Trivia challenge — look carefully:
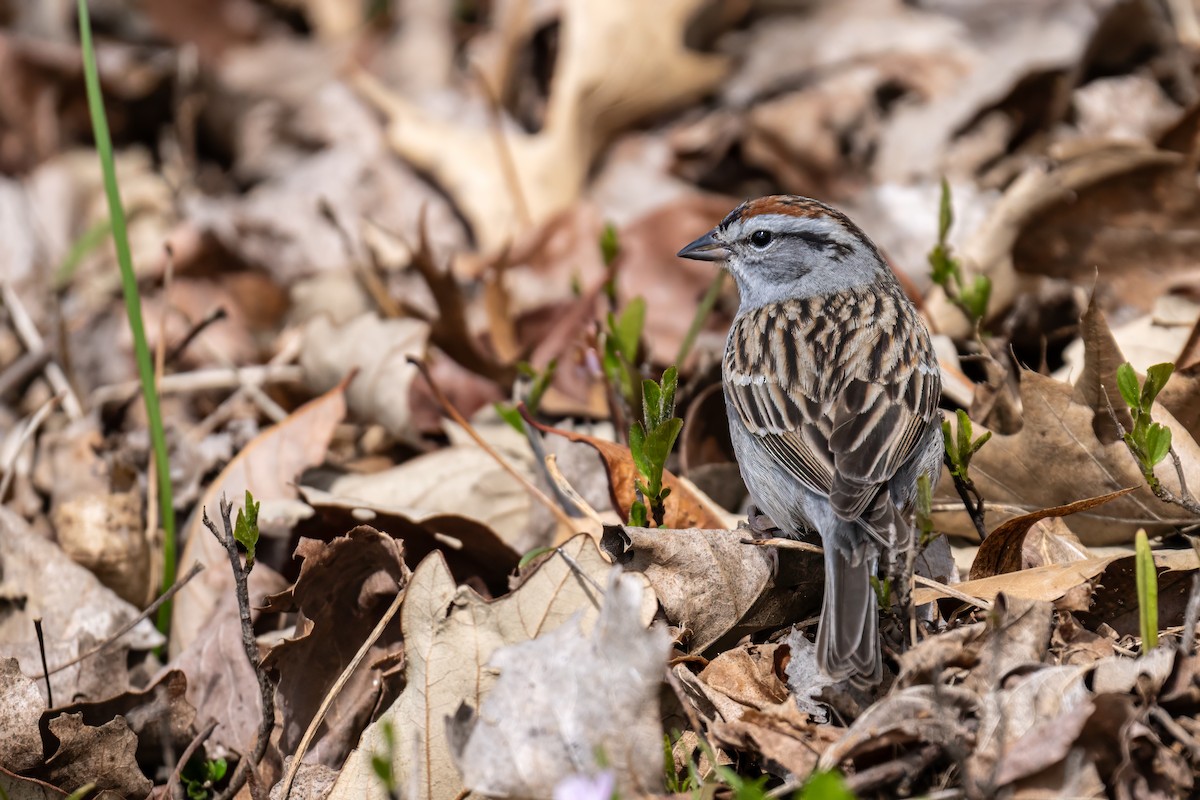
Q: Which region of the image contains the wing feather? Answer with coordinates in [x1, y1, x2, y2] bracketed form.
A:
[724, 289, 940, 532]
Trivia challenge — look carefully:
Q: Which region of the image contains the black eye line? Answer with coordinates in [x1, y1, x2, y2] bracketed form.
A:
[747, 230, 837, 248]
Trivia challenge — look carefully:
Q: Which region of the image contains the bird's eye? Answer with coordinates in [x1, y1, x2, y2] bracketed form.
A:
[749, 229, 772, 248]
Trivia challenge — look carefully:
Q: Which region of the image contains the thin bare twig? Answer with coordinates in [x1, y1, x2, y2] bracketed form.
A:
[912, 574, 994, 611]
[203, 497, 275, 800]
[91, 364, 304, 405]
[0, 392, 63, 502]
[0, 282, 83, 419]
[33, 618, 52, 707]
[34, 562, 205, 678]
[167, 719, 219, 800]
[280, 581, 407, 800]
[544, 454, 606, 528]
[408, 356, 583, 537]
[739, 537, 825, 555]
[944, 450, 988, 540]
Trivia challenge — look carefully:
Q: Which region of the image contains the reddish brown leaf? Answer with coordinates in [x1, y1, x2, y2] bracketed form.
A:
[969, 487, 1136, 580]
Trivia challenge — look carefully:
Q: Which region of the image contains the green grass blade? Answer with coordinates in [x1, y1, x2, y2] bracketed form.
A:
[78, 0, 176, 635]
[1135, 529, 1158, 651]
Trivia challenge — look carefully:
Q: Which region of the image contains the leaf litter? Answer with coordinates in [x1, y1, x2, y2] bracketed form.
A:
[3, 1, 1200, 798]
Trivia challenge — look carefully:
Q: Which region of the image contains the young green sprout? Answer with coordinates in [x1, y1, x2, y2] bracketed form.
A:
[1116, 362, 1175, 492]
[928, 178, 991, 329]
[628, 366, 682, 528]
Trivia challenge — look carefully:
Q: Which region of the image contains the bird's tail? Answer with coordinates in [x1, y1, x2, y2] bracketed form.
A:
[816, 544, 882, 687]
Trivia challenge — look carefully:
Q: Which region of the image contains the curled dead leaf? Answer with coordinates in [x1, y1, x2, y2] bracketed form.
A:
[969, 487, 1134, 580]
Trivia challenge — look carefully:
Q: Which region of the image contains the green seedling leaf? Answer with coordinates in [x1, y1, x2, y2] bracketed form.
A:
[964, 275, 992, 322]
[645, 418, 683, 472]
[659, 365, 678, 418]
[1116, 363, 1140, 410]
[599, 222, 620, 267]
[937, 177, 953, 244]
[642, 378, 663, 428]
[234, 490, 260, 568]
[1142, 362, 1175, 408]
[956, 409, 972, 461]
[494, 402, 525, 434]
[799, 770, 858, 800]
[1136, 529, 1159, 651]
[64, 786, 97, 800]
[614, 298, 645, 364]
[1145, 423, 1172, 467]
[629, 500, 648, 528]
[628, 423, 651, 478]
[518, 546, 555, 569]
[527, 359, 557, 413]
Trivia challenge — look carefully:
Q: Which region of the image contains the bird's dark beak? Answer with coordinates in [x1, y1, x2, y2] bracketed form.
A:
[677, 228, 729, 262]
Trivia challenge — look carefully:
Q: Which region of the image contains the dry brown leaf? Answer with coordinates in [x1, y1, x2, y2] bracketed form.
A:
[934, 369, 1200, 544]
[315, 444, 538, 557]
[299, 313, 429, 445]
[926, 146, 1186, 338]
[450, 571, 670, 798]
[913, 555, 1124, 607]
[602, 526, 822, 653]
[37, 713, 151, 798]
[297, 486, 521, 597]
[818, 685, 978, 770]
[969, 488, 1133, 580]
[354, 0, 729, 252]
[327, 535, 655, 800]
[0, 658, 45, 772]
[0, 771, 65, 800]
[43, 670, 196, 768]
[916, 549, 1199, 608]
[0, 508, 162, 702]
[529, 421, 728, 530]
[262, 528, 409, 768]
[171, 377, 349, 657]
[710, 703, 840, 782]
[1012, 151, 1200, 315]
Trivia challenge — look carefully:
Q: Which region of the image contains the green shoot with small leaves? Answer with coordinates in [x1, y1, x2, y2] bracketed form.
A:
[797, 771, 857, 800]
[928, 178, 991, 329]
[180, 757, 228, 800]
[1135, 529, 1159, 652]
[1116, 362, 1175, 492]
[662, 734, 700, 795]
[943, 408, 991, 483]
[370, 721, 400, 800]
[234, 490, 260, 569]
[496, 359, 558, 433]
[603, 297, 646, 412]
[628, 366, 682, 527]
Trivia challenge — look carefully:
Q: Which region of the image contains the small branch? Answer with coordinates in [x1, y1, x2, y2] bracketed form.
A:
[408, 357, 584, 536]
[279, 582, 407, 800]
[35, 561, 205, 678]
[167, 719, 219, 800]
[944, 450, 988, 539]
[544, 454, 605, 528]
[912, 574, 993, 611]
[203, 497, 275, 800]
[739, 537, 825, 555]
[91, 364, 305, 405]
[0, 392, 63, 503]
[0, 282, 83, 419]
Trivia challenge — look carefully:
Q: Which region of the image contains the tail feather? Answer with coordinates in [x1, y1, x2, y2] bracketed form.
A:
[816, 546, 881, 686]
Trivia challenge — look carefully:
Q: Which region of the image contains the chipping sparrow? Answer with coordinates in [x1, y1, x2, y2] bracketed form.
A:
[678, 195, 943, 685]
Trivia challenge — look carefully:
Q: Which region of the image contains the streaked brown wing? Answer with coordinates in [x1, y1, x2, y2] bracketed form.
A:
[725, 291, 939, 527]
